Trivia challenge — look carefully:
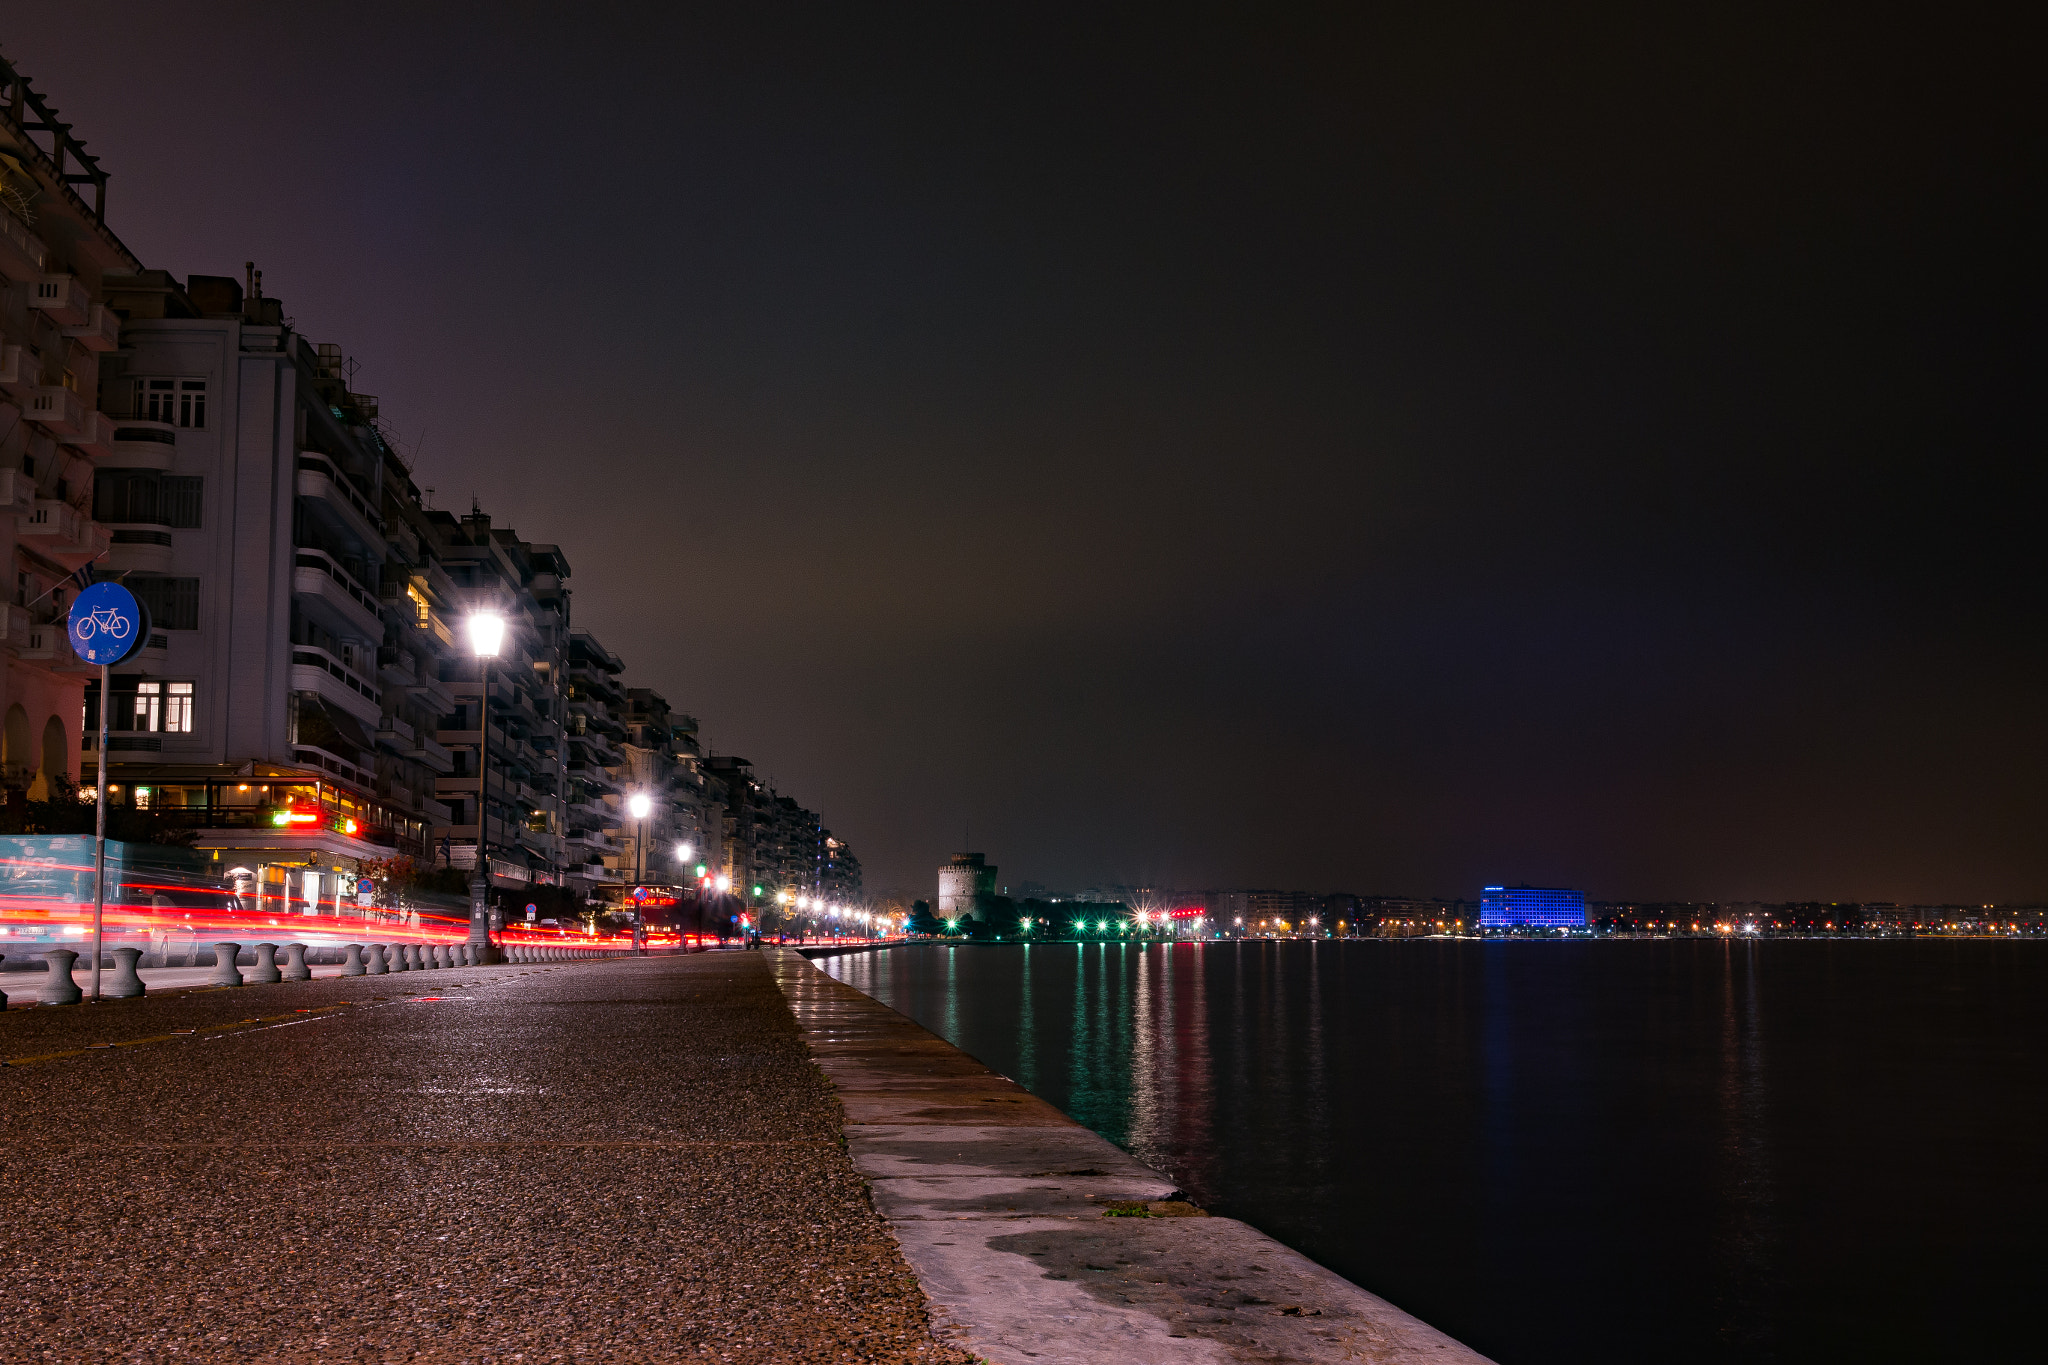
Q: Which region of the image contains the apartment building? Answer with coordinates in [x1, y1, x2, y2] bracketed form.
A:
[0, 54, 126, 796]
[91, 266, 457, 885]
[616, 687, 724, 893]
[423, 508, 571, 903]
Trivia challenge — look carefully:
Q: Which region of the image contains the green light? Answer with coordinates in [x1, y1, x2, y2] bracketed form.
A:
[752, 885, 762, 896]
[1096, 920, 1106, 931]
[696, 864, 707, 876]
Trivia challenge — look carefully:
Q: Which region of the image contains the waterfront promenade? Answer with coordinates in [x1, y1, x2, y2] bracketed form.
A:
[3, 948, 1488, 1363]
[1, 951, 968, 1362]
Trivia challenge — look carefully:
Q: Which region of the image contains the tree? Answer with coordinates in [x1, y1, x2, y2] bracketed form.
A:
[907, 899, 941, 935]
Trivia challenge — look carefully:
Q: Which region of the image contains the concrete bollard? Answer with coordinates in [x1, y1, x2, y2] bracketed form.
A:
[460, 945, 475, 967]
[0, 952, 7, 1009]
[41, 948, 82, 1005]
[282, 943, 312, 981]
[248, 943, 282, 984]
[209, 943, 244, 988]
[105, 947, 146, 999]
[509, 946, 523, 963]
[434, 944, 450, 969]
[365, 944, 388, 975]
[410, 944, 427, 971]
[341, 944, 366, 976]
[389, 943, 410, 973]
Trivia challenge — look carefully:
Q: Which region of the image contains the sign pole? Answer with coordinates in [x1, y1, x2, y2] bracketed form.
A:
[91, 659, 109, 1003]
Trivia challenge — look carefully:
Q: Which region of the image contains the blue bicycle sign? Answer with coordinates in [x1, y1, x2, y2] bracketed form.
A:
[67, 582, 147, 666]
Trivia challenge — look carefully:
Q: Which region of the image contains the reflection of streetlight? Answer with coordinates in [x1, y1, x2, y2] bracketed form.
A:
[466, 612, 505, 960]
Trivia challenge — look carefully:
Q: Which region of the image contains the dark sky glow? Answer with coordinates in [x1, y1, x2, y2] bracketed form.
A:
[12, 3, 2041, 902]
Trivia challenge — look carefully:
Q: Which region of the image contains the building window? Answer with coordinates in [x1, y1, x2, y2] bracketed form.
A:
[124, 576, 201, 631]
[132, 682, 194, 733]
[135, 378, 208, 429]
[94, 471, 203, 528]
[164, 682, 194, 733]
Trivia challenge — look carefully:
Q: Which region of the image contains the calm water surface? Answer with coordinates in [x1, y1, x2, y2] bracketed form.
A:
[821, 939, 2047, 1364]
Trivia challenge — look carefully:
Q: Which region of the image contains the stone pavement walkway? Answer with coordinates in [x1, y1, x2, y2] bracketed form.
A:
[0, 951, 971, 1363]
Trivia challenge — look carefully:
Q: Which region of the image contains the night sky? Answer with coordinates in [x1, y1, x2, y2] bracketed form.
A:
[12, 5, 2040, 903]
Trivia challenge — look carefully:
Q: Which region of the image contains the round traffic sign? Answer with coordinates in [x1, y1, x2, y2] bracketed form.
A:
[67, 582, 147, 666]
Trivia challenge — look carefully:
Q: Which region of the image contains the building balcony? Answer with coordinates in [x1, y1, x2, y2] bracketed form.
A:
[296, 454, 384, 556]
[105, 525, 175, 574]
[59, 409, 116, 461]
[0, 343, 36, 398]
[0, 211, 45, 281]
[384, 520, 421, 566]
[406, 674, 456, 716]
[404, 735, 455, 775]
[289, 742, 375, 795]
[289, 644, 383, 727]
[16, 621, 61, 661]
[30, 274, 89, 327]
[108, 420, 177, 470]
[0, 602, 31, 645]
[17, 499, 109, 570]
[26, 385, 86, 437]
[376, 645, 419, 687]
[0, 468, 35, 510]
[292, 548, 383, 641]
[62, 303, 121, 353]
[376, 715, 417, 749]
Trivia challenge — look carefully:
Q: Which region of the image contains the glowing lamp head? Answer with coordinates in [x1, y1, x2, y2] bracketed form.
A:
[676, 841, 693, 863]
[466, 611, 506, 659]
[627, 792, 652, 819]
[715, 875, 731, 892]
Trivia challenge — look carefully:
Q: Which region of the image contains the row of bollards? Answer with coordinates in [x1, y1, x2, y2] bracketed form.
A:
[2, 940, 632, 1007]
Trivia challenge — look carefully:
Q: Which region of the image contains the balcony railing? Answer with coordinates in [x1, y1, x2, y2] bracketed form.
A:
[62, 303, 120, 352]
[27, 386, 86, 437]
[292, 547, 383, 637]
[290, 645, 381, 706]
[30, 273, 88, 327]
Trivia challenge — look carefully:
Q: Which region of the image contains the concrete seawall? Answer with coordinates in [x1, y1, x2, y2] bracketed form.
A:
[770, 948, 1494, 1364]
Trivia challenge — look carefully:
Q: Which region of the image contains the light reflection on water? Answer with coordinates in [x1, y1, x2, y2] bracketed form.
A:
[822, 937, 2048, 1365]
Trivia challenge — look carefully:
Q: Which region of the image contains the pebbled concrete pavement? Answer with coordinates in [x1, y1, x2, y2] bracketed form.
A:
[0, 951, 971, 1363]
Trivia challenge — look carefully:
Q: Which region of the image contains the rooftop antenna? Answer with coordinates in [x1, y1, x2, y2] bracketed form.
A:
[244, 261, 253, 296]
[424, 486, 435, 509]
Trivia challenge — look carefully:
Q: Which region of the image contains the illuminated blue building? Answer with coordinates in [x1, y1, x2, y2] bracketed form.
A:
[1479, 885, 1586, 927]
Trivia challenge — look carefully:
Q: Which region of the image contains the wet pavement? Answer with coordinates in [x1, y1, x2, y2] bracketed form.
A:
[0, 951, 972, 1363]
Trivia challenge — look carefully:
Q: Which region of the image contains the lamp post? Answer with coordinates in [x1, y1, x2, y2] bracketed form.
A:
[628, 791, 651, 954]
[466, 612, 505, 962]
[674, 841, 694, 943]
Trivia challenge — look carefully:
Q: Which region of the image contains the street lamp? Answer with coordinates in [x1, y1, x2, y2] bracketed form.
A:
[466, 611, 505, 961]
[627, 791, 651, 953]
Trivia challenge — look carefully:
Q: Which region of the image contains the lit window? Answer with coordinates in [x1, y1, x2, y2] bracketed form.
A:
[130, 681, 196, 734]
[164, 682, 194, 733]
